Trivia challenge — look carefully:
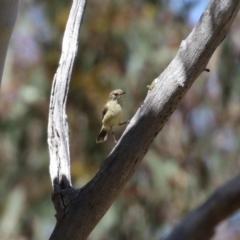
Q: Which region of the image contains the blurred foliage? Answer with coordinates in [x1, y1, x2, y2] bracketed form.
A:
[1, 0, 240, 239]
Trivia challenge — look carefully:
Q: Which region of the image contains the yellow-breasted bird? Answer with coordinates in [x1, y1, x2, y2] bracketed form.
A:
[96, 89, 127, 144]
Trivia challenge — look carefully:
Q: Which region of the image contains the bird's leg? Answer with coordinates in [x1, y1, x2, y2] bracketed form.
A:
[111, 128, 118, 144]
[119, 120, 130, 126]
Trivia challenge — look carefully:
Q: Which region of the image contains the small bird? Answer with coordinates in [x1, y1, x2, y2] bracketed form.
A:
[96, 89, 127, 144]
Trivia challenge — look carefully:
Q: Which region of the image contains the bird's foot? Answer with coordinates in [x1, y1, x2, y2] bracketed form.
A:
[111, 130, 118, 144]
[119, 120, 130, 126]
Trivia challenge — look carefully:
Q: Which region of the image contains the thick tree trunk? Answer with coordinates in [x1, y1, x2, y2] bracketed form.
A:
[47, 0, 240, 239]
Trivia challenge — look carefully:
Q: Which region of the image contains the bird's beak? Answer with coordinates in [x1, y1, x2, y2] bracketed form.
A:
[121, 91, 126, 95]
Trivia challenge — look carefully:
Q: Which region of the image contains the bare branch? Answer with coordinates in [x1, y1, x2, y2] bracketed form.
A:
[48, 0, 240, 239]
[163, 175, 240, 240]
[0, 0, 18, 87]
[47, 0, 86, 188]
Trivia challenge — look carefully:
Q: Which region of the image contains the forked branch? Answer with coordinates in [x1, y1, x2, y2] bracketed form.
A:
[47, 0, 240, 239]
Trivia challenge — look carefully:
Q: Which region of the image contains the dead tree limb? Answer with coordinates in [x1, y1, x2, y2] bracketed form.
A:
[47, 0, 86, 232]
[47, 0, 240, 239]
[48, 0, 86, 187]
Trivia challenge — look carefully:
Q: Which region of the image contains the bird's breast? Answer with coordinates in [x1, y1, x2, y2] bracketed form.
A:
[102, 102, 123, 128]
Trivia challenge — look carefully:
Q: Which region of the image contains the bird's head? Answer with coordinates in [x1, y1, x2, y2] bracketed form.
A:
[109, 89, 126, 100]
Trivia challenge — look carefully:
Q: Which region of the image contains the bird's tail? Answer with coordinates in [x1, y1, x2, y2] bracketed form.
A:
[96, 128, 108, 143]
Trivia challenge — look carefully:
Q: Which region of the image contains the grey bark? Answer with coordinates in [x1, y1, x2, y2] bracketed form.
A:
[48, 0, 86, 187]
[47, 0, 240, 239]
[0, 0, 18, 87]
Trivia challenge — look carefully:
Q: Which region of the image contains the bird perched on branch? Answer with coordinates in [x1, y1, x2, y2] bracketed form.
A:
[96, 89, 127, 144]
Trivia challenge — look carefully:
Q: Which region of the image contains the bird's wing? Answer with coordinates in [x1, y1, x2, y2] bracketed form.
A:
[102, 104, 108, 120]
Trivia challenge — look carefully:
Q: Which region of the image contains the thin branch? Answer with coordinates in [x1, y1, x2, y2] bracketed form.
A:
[163, 174, 240, 240]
